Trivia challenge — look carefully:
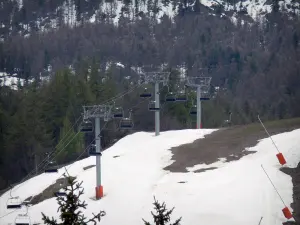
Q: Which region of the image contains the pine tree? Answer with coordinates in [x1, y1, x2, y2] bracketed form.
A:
[143, 197, 182, 225]
[42, 174, 106, 225]
[56, 115, 84, 164]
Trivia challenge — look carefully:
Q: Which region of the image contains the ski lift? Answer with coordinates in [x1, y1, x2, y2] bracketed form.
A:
[190, 105, 197, 115]
[80, 120, 93, 133]
[200, 97, 210, 101]
[15, 206, 31, 225]
[140, 88, 152, 98]
[7, 188, 22, 209]
[88, 144, 102, 156]
[148, 100, 160, 111]
[44, 160, 58, 173]
[119, 111, 134, 129]
[175, 90, 187, 102]
[165, 92, 177, 102]
[54, 191, 67, 197]
[112, 106, 124, 118]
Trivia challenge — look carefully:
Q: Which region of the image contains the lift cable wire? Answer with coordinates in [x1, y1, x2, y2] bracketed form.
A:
[8, 82, 145, 194]
[0, 122, 109, 220]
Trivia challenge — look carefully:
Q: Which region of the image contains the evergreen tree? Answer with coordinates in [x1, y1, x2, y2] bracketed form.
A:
[42, 174, 106, 225]
[143, 197, 182, 225]
[56, 115, 84, 164]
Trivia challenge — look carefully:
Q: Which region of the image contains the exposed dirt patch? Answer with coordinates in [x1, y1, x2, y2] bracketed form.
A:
[24, 176, 75, 206]
[194, 167, 218, 173]
[164, 118, 300, 173]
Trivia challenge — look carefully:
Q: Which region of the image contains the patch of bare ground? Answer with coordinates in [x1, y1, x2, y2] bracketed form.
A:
[164, 117, 300, 173]
[24, 176, 75, 206]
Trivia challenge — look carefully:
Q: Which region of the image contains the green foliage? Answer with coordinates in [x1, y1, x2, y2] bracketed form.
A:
[56, 116, 84, 164]
[143, 197, 182, 225]
[42, 174, 106, 225]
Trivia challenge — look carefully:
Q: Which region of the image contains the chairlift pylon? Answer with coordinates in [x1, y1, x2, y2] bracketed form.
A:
[7, 188, 22, 209]
[80, 120, 94, 133]
[148, 100, 160, 111]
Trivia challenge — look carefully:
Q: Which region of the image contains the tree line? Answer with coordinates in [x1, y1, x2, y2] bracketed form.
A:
[0, 0, 300, 190]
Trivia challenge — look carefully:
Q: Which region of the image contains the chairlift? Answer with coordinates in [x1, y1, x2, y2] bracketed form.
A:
[15, 206, 31, 225]
[200, 97, 210, 101]
[7, 188, 22, 209]
[119, 111, 134, 129]
[54, 191, 67, 197]
[175, 90, 187, 102]
[112, 106, 124, 118]
[89, 144, 102, 156]
[190, 105, 197, 115]
[165, 92, 177, 102]
[44, 161, 58, 173]
[80, 120, 93, 133]
[140, 88, 152, 98]
[148, 100, 160, 111]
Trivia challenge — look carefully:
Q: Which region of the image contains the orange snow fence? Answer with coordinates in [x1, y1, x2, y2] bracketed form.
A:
[276, 153, 286, 165]
[96, 185, 104, 199]
[282, 206, 293, 219]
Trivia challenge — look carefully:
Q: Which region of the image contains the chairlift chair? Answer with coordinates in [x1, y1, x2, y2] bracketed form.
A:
[140, 88, 152, 98]
[189, 105, 197, 115]
[7, 189, 22, 209]
[15, 207, 31, 225]
[44, 161, 58, 173]
[165, 92, 176, 102]
[148, 100, 160, 111]
[112, 106, 124, 118]
[54, 191, 67, 197]
[80, 120, 94, 133]
[88, 144, 102, 156]
[200, 97, 210, 101]
[119, 118, 134, 129]
[175, 90, 187, 102]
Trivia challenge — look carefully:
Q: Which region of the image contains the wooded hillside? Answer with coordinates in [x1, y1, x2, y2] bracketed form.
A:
[0, 0, 299, 191]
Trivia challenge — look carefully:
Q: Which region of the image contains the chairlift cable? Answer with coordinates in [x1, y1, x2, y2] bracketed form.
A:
[9, 115, 83, 194]
[0, 122, 109, 220]
[10, 82, 145, 192]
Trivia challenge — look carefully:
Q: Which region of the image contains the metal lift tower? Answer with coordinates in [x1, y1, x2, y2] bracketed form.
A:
[186, 76, 212, 129]
[140, 71, 170, 136]
[82, 105, 112, 199]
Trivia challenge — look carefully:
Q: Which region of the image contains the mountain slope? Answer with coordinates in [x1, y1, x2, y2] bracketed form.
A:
[1, 128, 300, 225]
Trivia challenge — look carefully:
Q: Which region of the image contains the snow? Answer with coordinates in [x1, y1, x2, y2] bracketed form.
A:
[1, 128, 300, 225]
[0, 72, 30, 90]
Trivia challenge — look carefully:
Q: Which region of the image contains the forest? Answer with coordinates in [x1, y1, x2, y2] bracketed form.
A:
[0, 0, 300, 191]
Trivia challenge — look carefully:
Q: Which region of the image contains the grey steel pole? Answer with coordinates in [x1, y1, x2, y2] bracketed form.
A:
[197, 86, 201, 129]
[95, 117, 101, 191]
[155, 82, 160, 136]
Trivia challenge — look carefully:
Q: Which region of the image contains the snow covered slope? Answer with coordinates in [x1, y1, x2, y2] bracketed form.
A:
[1, 128, 300, 225]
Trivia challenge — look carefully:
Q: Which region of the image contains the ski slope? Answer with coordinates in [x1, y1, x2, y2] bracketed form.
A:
[1, 128, 300, 225]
